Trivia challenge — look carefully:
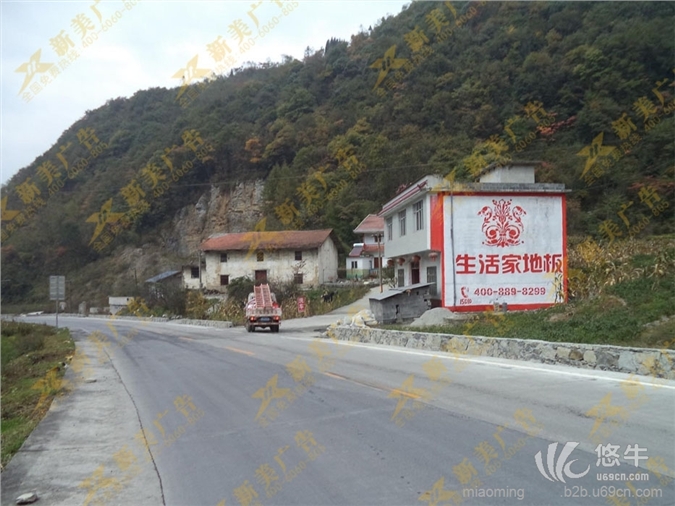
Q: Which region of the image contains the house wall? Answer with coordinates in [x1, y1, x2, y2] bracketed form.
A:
[346, 257, 368, 270]
[346, 256, 377, 280]
[202, 248, 321, 290]
[480, 166, 535, 184]
[383, 193, 432, 258]
[418, 257, 441, 297]
[443, 193, 565, 311]
[317, 238, 339, 284]
[182, 267, 201, 290]
[363, 233, 381, 245]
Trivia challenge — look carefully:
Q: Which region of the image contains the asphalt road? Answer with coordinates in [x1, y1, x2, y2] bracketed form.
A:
[2, 313, 674, 506]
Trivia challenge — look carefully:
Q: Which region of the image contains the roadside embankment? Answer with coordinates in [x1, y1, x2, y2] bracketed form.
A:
[321, 326, 675, 379]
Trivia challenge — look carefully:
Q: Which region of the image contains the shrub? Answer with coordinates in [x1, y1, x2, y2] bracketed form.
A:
[126, 297, 151, 317]
[227, 277, 255, 304]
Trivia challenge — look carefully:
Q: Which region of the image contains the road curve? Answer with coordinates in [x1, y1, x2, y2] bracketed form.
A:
[2, 314, 674, 506]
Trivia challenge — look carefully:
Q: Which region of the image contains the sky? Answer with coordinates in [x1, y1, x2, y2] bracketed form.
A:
[0, 0, 410, 185]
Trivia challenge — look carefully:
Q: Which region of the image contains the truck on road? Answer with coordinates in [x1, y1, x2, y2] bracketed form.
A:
[245, 284, 282, 333]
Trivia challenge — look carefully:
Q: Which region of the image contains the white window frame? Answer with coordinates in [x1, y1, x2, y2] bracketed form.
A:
[399, 210, 406, 237]
[413, 201, 424, 231]
[386, 217, 393, 241]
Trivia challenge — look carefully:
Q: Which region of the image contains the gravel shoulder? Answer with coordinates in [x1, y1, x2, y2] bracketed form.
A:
[1, 330, 163, 506]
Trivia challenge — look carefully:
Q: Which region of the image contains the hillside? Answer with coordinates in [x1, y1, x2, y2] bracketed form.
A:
[1, 1, 674, 308]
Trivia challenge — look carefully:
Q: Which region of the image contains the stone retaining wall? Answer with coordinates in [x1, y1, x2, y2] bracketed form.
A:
[321, 326, 675, 379]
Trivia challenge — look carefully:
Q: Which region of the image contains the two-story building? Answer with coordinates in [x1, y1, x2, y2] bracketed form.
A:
[378, 162, 567, 312]
[379, 175, 443, 304]
[346, 214, 388, 279]
[187, 229, 339, 292]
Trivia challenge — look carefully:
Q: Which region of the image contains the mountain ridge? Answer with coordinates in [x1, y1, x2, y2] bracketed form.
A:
[2, 0, 673, 306]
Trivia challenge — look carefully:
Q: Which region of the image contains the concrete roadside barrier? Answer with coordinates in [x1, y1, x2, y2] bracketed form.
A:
[320, 326, 675, 379]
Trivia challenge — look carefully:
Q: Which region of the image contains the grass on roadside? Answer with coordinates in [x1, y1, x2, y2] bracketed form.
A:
[381, 237, 675, 350]
[205, 284, 372, 325]
[383, 277, 674, 349]
[1, 321, 75, 468]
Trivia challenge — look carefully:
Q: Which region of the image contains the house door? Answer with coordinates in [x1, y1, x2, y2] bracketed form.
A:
[397, 269, 405, 287]
[427, 266, 437, 296]
[255, 270, 267, 284]
[411, 261, 420, 284]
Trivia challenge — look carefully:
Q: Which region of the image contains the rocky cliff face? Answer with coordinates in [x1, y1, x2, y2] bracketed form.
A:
[105, 180, 265, 297]
[168, 180, 265, 258]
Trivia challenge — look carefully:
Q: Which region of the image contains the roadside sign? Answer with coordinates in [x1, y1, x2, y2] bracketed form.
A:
[49, 276, 66, 300]
[297, 296, 306, 313]
[49, 275, 65, 329]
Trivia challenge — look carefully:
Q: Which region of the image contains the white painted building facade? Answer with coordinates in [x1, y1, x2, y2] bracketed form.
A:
[379, 163, 567, 311]
[346, 214, 387, 279]
[192, 229, 339, 292]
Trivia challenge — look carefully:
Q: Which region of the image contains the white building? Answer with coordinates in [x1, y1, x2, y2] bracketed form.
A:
[186, 229, 339, 292]
[108, 296, 133, 315]
[346, 214, 388, 279]
[379, 162, 567, 311]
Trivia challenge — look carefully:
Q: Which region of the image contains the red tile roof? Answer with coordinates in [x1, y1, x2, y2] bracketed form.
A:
[348, 244, 383, 257]
[201, 229, 333, 252]
[354, 214, 384, 234]
[361, 244, 383, 255]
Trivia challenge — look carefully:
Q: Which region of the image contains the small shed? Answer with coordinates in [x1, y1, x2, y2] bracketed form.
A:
[145, 270, 181, 297]
[369, 282, 433, 324]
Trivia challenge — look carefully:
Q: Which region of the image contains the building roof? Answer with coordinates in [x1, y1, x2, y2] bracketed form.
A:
[379, 175, 443, 216]
[369, 282, 434, 301]
[145, 270, 181, 283]
[200, 229, 333, 252]
[354, 214, 384, 234]
[378, 169, 567, 217]
[348, 243, 383, 257]
[361, 244, 383, 255]
[348, 245, 363, 258]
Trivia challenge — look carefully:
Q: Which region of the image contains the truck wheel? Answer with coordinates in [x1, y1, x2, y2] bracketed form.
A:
[246, 322, 253, 332]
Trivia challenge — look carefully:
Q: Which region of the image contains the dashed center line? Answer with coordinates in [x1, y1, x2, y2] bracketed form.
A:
[225, 346, 254, 356]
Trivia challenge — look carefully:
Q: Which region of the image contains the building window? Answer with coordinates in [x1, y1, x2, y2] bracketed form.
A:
[351, 261, 358, 269]
[387, 217, 393, 240]
[373, 235, 381, 243]
[294, 273, 303, 284]
[399, 210, 406, 237]
[295, 250, 302, 261]
[220, 253, 227, 262]
[413, 201, 423, 231]
[257, 251, 264, 262]
[220, 275, 229, 286]
[190, 267, 199, 279]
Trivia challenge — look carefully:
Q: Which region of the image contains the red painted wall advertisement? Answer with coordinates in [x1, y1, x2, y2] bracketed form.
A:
[443, 194, 566, 311]
[297, 296, 306, 313]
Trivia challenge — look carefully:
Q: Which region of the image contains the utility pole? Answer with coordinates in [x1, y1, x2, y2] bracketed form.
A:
[377, 233, 383, 293]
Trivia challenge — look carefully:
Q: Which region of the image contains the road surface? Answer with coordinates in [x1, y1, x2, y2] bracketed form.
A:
[2, 311, 674, 506]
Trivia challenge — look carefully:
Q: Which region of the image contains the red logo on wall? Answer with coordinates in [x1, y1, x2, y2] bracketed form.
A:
[478, 199, 527, 247]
